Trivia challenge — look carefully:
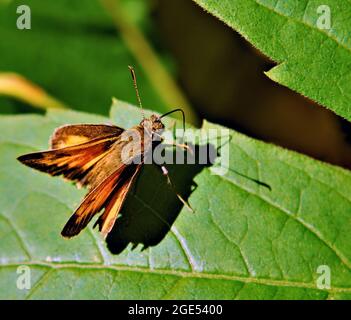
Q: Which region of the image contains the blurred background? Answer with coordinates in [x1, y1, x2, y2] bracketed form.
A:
[1, 0, 351, 168]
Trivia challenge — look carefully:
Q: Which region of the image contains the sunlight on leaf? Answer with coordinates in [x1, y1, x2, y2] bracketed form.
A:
[0, 103, 351, 299]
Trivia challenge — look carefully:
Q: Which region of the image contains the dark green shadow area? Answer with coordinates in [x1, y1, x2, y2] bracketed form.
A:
[106, 144, 215, 254]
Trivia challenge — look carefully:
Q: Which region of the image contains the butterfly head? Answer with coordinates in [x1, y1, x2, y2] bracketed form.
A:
[140, 114, 165, 136]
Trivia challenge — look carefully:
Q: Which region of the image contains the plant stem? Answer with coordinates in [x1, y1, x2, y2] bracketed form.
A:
[0, 73, 68, 110]
[100, 0, 199, 126]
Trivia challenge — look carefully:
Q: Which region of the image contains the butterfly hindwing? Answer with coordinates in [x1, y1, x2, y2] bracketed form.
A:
[61, 163, 142, 238]
[94, 164, 142, 237]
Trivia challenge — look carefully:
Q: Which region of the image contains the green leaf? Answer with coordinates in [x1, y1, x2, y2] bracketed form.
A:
[193, 0, 351, 121]
[1, 102, 351, 299]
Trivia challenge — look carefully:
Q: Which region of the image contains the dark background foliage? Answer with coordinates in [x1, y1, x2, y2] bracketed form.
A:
[1, 0, 351, 167]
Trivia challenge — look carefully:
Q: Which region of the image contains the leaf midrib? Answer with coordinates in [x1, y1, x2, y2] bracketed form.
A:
[3, 260, 351, 294]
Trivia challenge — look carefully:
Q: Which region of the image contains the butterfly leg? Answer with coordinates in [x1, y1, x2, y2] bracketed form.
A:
[154, 132, 193, 155]
[162, 142, 194, 155]
[160, 165, 194, 212]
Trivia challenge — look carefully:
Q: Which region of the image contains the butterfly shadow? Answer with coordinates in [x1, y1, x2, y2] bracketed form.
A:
[105, 143, 216, 254]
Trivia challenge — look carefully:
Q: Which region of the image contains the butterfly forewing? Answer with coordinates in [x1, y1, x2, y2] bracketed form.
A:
[17, 124, 127, 188]
[17, 135, 118, 187]
[51, 124, 124, 149]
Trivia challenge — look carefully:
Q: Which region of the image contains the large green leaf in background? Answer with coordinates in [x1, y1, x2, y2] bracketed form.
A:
[193, 0, 351, 121]
[0, 0, 165, 114]
[1, 102, 351, 299]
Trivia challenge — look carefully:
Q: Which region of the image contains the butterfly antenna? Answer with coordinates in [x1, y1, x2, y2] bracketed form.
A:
[160, 108, 186, 139]
[128, 66, 145, 119]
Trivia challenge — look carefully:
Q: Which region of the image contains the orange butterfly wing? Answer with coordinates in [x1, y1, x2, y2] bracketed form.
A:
[50, 124, 123, 149]
[61, 164, 142, 238]
[18, 123, 147, 238]
[17, 124, 124, 187]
